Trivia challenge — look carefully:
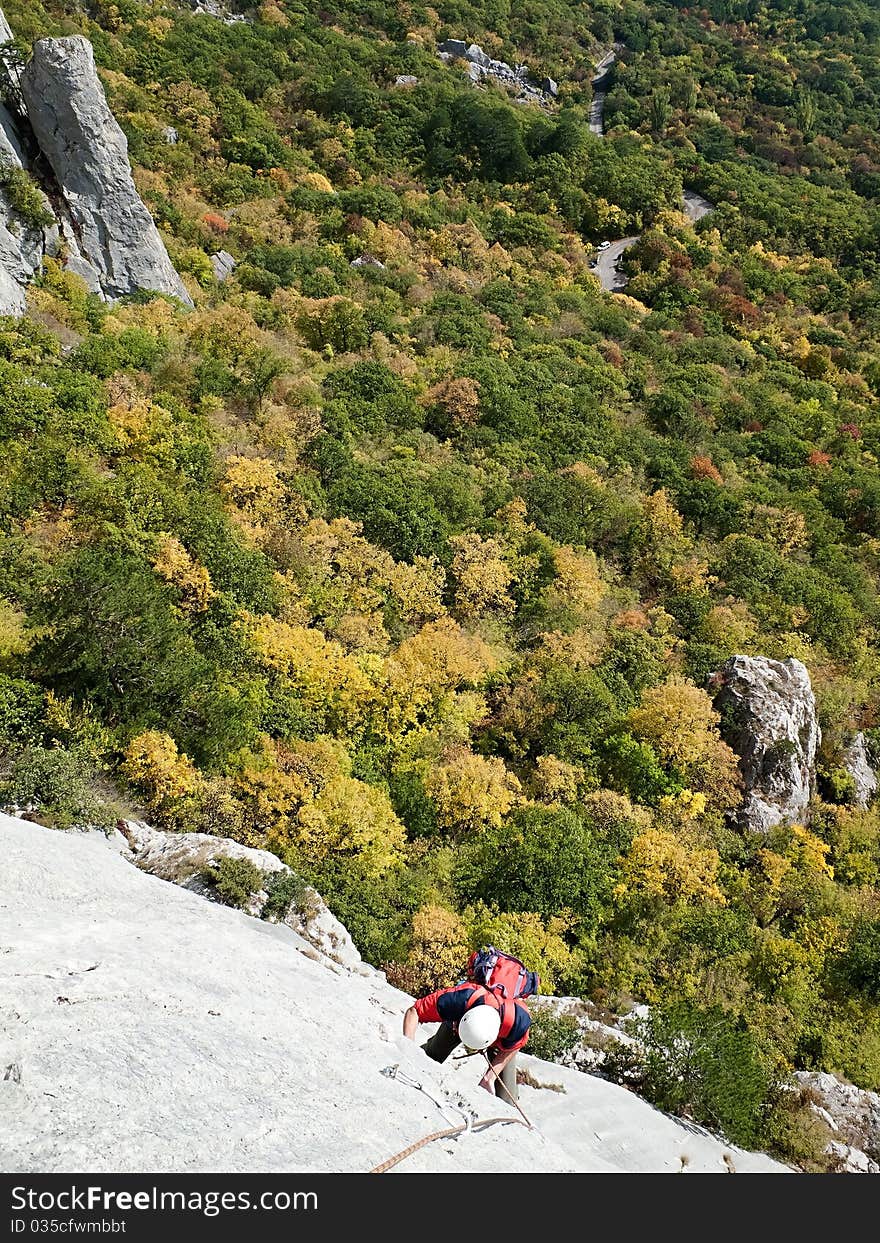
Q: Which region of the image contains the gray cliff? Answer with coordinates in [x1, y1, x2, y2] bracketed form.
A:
[19, 36, 192, 306]
[711, 655, 820, 832]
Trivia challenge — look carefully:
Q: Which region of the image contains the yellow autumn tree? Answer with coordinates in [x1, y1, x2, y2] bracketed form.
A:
[152, 533, 214, 612]
[386, 555, 446, 624]
[448, 532, 514, 618]
[400, 904, 471, 994]
[233, 735, 342, 837]
[293, 773, 406, 875]
[381, 618, 497, 738]
[294, 518, 446, 643]
[549, 546, 606, 611]
[463, 904, 583, 994]
[426, 747, 521, 834]
[532, 755, 585, 805]
[122, 731, 199, 808]
[234, 735, 404, 874]
[748, 823, 835, 926]
[222, 455, 285, 522]
[615, 823, 726, 906]
[634, 488, 694, 584]
[243, 614, 377, 735]
[0, 598, 28, 659]
[629, 678, 723, 769]
[627, 677, 742, 812]
[423, 376, 481, 427]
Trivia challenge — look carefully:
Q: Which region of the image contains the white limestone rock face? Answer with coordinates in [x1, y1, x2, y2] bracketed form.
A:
[711, 655, 820, 832]
[0, 257, 24, 314]
[0, 101, 28, 168]
[824, 1141, 879, 1173]
[0, 812, 790, 1173]
[0, 12, 43, 315]
[120, 820, 363, 971]
[842, 732, 877, 808]
[187, 0, 250, 22]
[529, 996, 640, 1075]
[19, 36, 193, 306]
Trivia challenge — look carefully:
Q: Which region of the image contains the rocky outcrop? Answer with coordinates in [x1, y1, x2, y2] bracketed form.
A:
[682, 189, 715, 222]
[350, 252, 385, 269]
[711, 655, 820, 833]
[842, 732, 877, 808]
[187, 0, 251, 22]
[795, 1071, 880, 1171]
[0, 11, 48, 314]
[0, 7, 192, 313]
[210, 249, 236, 281]
[438, 39, 555, 105]
[20, 37, 192, 307]
[0, 154, 58, 317]
[119, 821, 363, 971]
[530, 996, 641, 1075]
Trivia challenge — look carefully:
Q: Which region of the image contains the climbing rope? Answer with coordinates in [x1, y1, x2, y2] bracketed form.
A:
[369, 1116, 528, 1174]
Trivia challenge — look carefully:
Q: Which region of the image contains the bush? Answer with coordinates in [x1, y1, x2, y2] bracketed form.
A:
[261, 868, 310, 922]
[840, 920, 880, 1001]
[0, 160, 53, 228]
[0, 745, 117, 832]
[0, 675, 45, 749]
[604, 1000, 779, 1149]
[527, 1006, 581, 1062]
[202, 855, 266, 909]
[453, 804, 609, 928]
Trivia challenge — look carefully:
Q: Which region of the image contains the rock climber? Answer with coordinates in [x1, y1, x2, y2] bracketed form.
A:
[402, 980, 531, 1103]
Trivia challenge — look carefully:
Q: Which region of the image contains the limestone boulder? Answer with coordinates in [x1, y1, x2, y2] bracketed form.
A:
[711, 655, 820, 832]
[842, 732, 877, 808]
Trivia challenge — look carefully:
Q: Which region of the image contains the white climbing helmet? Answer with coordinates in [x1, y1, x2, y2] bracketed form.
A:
[458, 1003, 501, 1052]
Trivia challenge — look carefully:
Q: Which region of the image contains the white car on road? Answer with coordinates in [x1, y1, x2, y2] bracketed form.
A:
[598, 240, 612, 250]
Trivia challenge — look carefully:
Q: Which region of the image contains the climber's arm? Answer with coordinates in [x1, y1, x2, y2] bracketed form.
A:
[403, 1005, 420, 1040]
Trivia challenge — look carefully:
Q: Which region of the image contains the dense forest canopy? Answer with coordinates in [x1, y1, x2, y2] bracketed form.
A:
[2, 0, 880, 1164]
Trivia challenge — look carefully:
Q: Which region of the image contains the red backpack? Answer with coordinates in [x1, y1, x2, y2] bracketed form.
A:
[466, 946, 540, 1001]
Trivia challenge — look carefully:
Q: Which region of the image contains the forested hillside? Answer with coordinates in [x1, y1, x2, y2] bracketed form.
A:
[2, 0, 880, 1166]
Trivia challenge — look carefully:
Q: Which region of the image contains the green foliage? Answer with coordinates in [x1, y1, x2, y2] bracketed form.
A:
[0, 675, 45, 749]
[453, 804, 608, 929]
[0, 159, 53, 228]
[527, 1006, 581, 1062]
[840, 920, 880, 1001]
[0, 744, 116, 832]
[261, 868, 310, 922]
[203, 855, 265, 909]
[607, 1000, 779, 1149]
